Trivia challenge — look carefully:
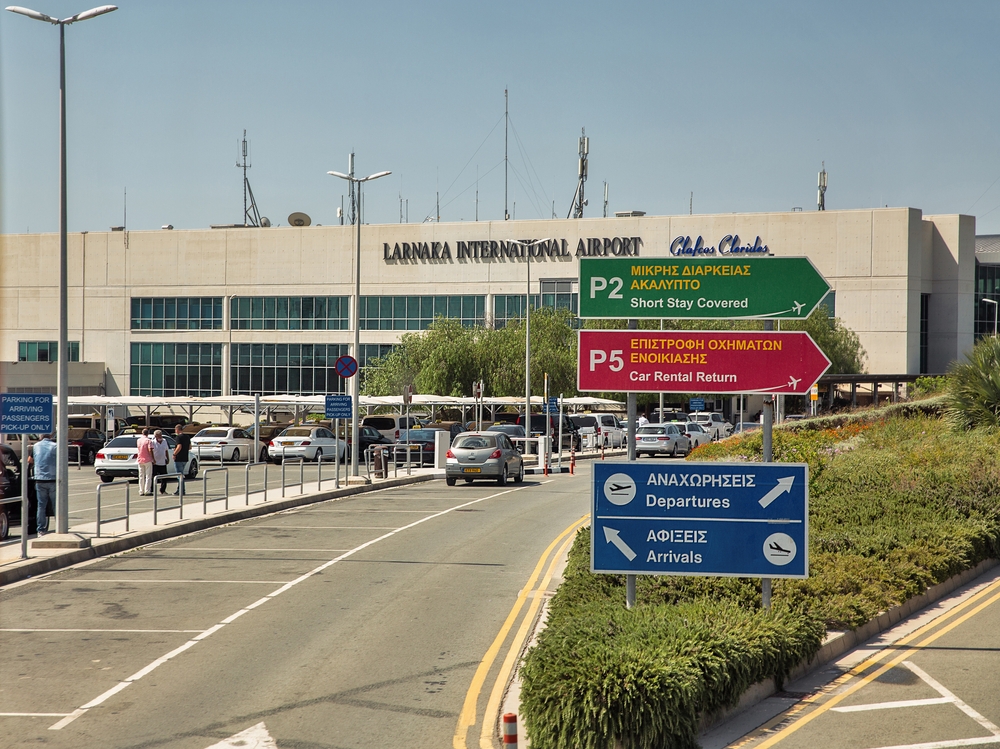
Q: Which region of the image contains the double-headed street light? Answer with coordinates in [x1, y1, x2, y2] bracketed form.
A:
[6, 4, 117, 536]
[327, 168, 390, 477]
[522, 238, 551, 450]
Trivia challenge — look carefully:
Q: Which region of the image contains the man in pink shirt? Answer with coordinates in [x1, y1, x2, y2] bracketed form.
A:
[136, 428, 153, 495]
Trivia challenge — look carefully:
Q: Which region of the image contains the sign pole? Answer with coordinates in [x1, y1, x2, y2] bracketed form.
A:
[762, 322, 774, 609]
[626, 318, 638, 609]
[20, 432, 28, 559]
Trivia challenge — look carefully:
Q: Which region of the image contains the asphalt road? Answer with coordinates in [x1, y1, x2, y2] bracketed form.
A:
[0, 472, 590, 749]
[709, 566, 1000, 749]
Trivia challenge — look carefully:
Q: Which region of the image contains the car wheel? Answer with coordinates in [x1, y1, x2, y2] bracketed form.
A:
[100, 474, 114, 483]
[515, 462, 524, 484]
[231, 448, 240, 463]
[671, 443, 677, 457]
[187, 460, 198, 479]
[86, 449, 96, 465]
[314, 448, 323, 463]
[259, 447, 268, 463]
[446, 477, 456, 486]
[497, 466, 508, 486]
[0, 508, 8, 540]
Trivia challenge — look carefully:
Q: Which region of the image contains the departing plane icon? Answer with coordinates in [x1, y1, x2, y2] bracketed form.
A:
[792, 300, 805, 314]
[787, 375, 801, 389]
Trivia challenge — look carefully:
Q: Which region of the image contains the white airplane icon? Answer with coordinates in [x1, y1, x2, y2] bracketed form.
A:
[792, 301, 805, 315]
[787, 375, 801, 389]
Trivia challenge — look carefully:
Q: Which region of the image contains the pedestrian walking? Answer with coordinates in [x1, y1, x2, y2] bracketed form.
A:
[137, 428, 153, 495]
[172, 424, 191, 495]
[27, 433, 57, 536]
[151, 429, 171, 495]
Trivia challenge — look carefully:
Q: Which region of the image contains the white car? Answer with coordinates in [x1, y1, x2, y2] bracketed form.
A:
[691, 412, 733, 440]
[191, 427, 265, 463]
[590, 413, 625, 448]
[268, 426, 347, 464]
[682, 422, 713, 449]
[95, 434, 199, 484]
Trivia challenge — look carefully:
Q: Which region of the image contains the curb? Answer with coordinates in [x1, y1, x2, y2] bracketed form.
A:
[0, 473, 435, 587]
[696, 556, 1000, 734]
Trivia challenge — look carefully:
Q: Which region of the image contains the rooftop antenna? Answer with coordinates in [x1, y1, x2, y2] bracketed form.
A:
[603, 181, 609, 218]
[567, 127, 589, 218]
[476, 165, 479, 222]
[504, 89, 509, 220]
[348, 152, 357, 225]
[237, 130, 262, 226]
[690, 191, 693, 215]
[818, 162, 827, 211]
[123, 187, 128, 248]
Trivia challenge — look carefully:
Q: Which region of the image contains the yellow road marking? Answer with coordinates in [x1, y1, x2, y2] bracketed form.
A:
[453, 514, 589, 749]
[479, 527, 583, 748]
[751, 575, 1000, 748]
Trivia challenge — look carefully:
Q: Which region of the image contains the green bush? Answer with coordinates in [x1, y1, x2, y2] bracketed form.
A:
[521, 410, 1000, 748]
[946, 336, 1000, 431]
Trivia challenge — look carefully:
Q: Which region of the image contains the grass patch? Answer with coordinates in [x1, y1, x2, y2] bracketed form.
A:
[520, 409, 1000, 748]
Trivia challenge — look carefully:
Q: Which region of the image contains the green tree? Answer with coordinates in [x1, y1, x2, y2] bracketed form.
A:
[945, 335, 1000, 431]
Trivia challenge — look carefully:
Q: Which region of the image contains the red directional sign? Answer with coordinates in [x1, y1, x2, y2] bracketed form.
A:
[578, 330, 831, 394]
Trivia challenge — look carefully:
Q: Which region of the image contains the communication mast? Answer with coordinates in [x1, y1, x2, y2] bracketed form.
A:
[818, 162, 827, 211]
[237, 130, 262, 227]
[347, 152, 357, 225]
[567, 128, 589, 218]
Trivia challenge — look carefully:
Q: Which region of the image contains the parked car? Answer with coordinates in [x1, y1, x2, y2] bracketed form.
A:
[733, 422, 762, 434]
[515, 413, 581, 451]
[268, 426, 346, 463]
[423, 421, 465, 444]
[391, 429, 444, 466]
[191, 427, 266, 462]
[690, 412, 733, 440]
[95, 434, 200, 483]
[66, 428, 106, 465]
[445, 431, 524, 486]
[361, 415, 422, 442]
[487, 424, 527, 453]
[682, 421, 713, 449]
[125, 414, 190, 430]
[2, 432, 40, 459]
[590, 413, 625, 447]
[652, 409, 689, 424]
[0, 444, 40, 540]
[634, 424, 691, 457]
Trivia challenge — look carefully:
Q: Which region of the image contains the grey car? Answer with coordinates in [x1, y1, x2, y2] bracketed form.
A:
[445, 432, 524, 486]
[634, 424, 691, 458]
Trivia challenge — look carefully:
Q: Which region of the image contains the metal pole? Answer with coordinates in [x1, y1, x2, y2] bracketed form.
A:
[626, 317, 637, 608]
[557, 395, 564, 471]
[253, 394, 260, 463]
[56, 23, 69, 535]
[524, 241, 531, 454]
[20, 433, 28, 558]
[334, 417, 340, 489]
[352, 182, 362, 477]
[762, 319, 774, 610]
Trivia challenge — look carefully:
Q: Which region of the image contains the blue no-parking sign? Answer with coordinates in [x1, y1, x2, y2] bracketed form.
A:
[0, 393, 53, 434]
[591, 461, 808, 579]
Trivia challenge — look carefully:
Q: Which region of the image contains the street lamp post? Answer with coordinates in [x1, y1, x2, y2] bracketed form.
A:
[327, 168, 390, 477]
[983, 298, 998, 337]
[6, 4, 117, 536]
[522, 239, 551, 452]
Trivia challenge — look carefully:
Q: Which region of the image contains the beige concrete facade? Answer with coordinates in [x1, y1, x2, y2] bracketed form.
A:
[0, 207, 976, 397]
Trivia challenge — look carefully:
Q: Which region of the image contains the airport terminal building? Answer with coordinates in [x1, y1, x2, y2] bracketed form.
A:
[0, 207, 988, 400]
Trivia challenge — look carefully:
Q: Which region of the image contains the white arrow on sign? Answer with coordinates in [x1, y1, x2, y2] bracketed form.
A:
[205, 722, 277, 749]
[758, 476, 795, 508]
[603, 526, 637, 561]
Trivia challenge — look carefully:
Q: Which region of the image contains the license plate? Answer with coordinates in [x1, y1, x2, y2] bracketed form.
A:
[643, 437, 656, 442]
[463, 467, 481, 473]
[111, 454, 129, 460]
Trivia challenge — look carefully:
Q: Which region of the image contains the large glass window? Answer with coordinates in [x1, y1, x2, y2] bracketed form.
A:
[920, 293, 930, 374]
[230, 343, 349, 395]
[540, 280, 578, 315]
[494, 280, 577, 328]
[18, 341, 80, 362]
[493, 295, 539, 328]
[358, 295, 485, 330]
[130, 297, 223, 330]
[230, 296, 349, 331]
[975, 261, 1000, 340]
[130, 343, 222, 396]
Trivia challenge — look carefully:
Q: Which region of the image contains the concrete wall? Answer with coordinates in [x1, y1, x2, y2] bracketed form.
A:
[0, 208, 976, 395]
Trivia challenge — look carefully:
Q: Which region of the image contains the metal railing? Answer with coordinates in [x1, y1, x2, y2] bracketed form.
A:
[202, 467, 230, 513]
[152, 472, 185, 524]
[280, 447, 305, 498]
[245, 460, 269, 504]
[95, 479, 130, 538]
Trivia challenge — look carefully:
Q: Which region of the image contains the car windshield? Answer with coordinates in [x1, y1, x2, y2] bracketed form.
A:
[363, 418, 396, 430]
[637, 426, 664, 435]
[453, 435, 497, 449]
[197, 429, 230, 438]
[399, 430, 436, 441]
[685, 423, 701, 431]
[280, 428, 313, 437]
[106, 436, 140, 448]
[66, 428, 91, 439]
[488, 425, 523, 435]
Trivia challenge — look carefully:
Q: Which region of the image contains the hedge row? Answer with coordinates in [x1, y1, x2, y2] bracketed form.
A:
[520, 409, 1000, 748]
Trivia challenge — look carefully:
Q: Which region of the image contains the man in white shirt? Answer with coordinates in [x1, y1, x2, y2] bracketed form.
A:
[150, 430, 171, 495]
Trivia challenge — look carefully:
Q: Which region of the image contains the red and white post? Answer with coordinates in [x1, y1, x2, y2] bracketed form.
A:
[503, 713, 518, 747]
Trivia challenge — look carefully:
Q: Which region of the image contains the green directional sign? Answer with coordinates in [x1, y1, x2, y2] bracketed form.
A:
[578, 257, 831, 320]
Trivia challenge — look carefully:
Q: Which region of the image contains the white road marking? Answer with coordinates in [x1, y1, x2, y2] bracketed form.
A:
[47, 483, 530, 730]
[0, 712, 73, 717]
[205, 721, 277, 748]
[148, 548, 353, 552]
[833, 697, 953, 712]
[247, 525, 400, 529]
[37, 579, 291, 584]
[1, 628, 202, 633]
[904, 660, 1000, 734]
[861, 737, 1000, 749]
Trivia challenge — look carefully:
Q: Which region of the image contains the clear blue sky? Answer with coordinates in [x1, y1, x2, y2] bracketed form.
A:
[3, 0, 1000, 234]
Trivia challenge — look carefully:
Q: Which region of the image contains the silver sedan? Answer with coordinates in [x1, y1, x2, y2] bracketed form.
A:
[634, 424, 691, 458]
[445, 432, 524, 486]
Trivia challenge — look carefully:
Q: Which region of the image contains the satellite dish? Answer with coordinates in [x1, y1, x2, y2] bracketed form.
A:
[288, 212, 311, 227]
[260, 217, 271, 227]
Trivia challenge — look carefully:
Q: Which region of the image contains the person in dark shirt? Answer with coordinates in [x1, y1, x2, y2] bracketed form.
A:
[172, 424, 192, 495]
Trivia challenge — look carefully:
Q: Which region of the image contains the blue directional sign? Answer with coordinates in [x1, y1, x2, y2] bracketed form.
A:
[0, 393, 53, 435]
[591, 461, 808, 579]
[324, 394, 353, 419]
[546, 396, 560, 415]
